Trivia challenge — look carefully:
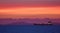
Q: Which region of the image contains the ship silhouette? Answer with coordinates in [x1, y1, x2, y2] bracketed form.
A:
[34, 20, 53, 25]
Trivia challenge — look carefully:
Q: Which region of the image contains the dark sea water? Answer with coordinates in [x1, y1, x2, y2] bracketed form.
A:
[0, 25, 60, 33]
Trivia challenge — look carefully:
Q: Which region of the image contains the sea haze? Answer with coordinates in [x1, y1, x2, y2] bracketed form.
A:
[0, 17, 60, 25]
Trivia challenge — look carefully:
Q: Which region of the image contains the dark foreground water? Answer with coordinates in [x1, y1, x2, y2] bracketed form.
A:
[0, 25, 60, 33]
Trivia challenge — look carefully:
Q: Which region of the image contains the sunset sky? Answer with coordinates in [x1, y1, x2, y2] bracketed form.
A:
[0, 0, 60, 18]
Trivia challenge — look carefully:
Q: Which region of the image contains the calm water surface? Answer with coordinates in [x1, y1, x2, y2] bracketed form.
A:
[0, 25, 60, 33]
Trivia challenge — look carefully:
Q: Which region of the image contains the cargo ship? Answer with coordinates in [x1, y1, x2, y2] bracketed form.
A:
[34, 21, 53, 25]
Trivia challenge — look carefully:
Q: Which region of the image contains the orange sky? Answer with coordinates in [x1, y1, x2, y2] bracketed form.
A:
[0, 0, 60, 18]
[0, 7, 60, 18]
[0, 7, 60, 14]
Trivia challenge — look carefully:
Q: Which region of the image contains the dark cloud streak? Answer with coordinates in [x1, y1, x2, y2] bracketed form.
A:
[0, 0, 60, 8]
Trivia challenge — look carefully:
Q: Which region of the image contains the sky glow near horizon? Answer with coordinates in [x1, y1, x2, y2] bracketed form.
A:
[0, 0, 60, 18]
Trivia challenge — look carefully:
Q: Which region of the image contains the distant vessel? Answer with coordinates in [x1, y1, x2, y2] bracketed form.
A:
[34, 21, 53, 25]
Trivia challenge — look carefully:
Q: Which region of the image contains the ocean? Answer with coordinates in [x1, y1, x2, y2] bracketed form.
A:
[0, 25, 60, 33]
